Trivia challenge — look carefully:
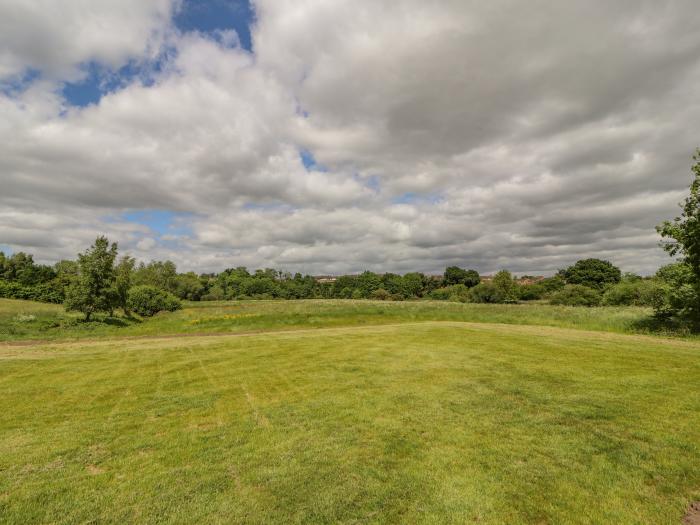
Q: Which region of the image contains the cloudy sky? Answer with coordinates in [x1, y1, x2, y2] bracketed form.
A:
[1, 0, 699, 276]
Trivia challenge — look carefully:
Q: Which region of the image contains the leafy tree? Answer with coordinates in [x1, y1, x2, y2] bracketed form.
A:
[64, 236, 118, 320]
[540, 275, 566, 293]
[174, 272, 207, 300]
[562, 259, 621, 290]
[113, 255, 135, 315]
[492, 270, 518, 302]
[656, 150, 700, 327]
[356, 271, 381, 298]
[133, 260, 178, 293]
[651, 262, 698, 323]
[402, 272, 426, 298]
[0, 252, 55, 285]
[443, 266, 480, 287]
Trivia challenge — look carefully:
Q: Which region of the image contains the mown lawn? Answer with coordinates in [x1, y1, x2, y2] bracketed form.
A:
[1, 321, 699, 523]
[0, 298, 663, 342]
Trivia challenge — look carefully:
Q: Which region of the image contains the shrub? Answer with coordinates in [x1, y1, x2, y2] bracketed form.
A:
[549, 285, 601, 307]
[429, 287, 452, 300]
[0, 280, 65, 304]
[469, 282, 507, 304]
[429, 284, 470, 302]
[370, 288, 390, 300]
[651, 263, 699, 323]
[540, 275, 566, 293]
[126, 285, 181, 317]
[519, 284, 545, 301]
[602, 280, 664, 307]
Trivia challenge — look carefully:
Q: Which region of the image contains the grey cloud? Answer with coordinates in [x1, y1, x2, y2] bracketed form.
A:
[1, 1, 699, 276]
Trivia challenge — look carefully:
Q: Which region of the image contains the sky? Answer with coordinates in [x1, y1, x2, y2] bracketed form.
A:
[1, 1, 699, 276]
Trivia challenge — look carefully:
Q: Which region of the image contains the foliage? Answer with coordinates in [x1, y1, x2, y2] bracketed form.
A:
[656, 150, 700, 328]
[562, 259, 621, 290]
[0, 251, 56, 285]
[602, 279, 663, 307]
[64, 236, 118, 320]
[650, 262, 699, 324]
[429, 284, 470, 302]
[0, 280, 64, 303]
[469, 282, 505, 303]
[549, 284, 602, 307]
[370, 288, 391, 300]
[443, 266, 480, 287]
[133, 260, 179, 294]
[492, 270, 519, 302]
[113, 255, 135, 315]
[519, 283, 546, 301]
[126, 285, 182, 317]
[540, 275, 566, 293]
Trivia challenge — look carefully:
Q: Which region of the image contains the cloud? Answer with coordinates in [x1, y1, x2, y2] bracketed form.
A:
[1, 1, 700, 275]
[0, 0, 175, 82]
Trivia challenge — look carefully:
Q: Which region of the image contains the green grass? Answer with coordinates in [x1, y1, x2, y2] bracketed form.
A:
[0, 298, 665, 342]
[1, 323, 699, 523]
[2, 299, 699, 523]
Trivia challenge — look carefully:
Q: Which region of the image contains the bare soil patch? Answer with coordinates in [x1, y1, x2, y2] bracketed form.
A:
[685, 502, 700, 524]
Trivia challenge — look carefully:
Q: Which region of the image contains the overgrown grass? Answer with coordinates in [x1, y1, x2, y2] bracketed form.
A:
[1, 323, 699, 523]
[0, 298, 667, 342]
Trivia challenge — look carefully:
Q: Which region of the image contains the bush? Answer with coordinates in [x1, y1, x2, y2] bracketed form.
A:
[429, 284, 470, 302]
[651, 263, 699, 324]
[126, 285, 181, 317]
[602, 280, 664, 306]
[469, 282, 507, 303]
[370, 288, 391, 300]
[0, 280, 64, 304]
[519, 284, 545, 301]
[549, 285, 601, 307]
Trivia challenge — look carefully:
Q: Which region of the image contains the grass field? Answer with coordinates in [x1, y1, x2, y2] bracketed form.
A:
[1, 299, 700, 523]
[0, 298, 667, 342]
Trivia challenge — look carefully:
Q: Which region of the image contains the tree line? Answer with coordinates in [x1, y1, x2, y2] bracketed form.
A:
[1, 150, 700, 329]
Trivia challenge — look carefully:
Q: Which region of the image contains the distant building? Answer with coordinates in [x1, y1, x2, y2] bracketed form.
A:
[314, 275, 337, 284]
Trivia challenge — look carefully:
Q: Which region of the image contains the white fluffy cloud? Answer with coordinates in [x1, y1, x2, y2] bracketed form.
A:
[1, 1, 700, 275]
[0, 0, 175, 81]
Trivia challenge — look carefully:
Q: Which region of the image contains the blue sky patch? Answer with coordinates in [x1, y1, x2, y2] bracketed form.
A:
[120, 209, 193, 236]
[392, 192, 443, 205]
[0, 68, 40, 98]
[174, 0, 254, 51]
[299, 149, 328, 172]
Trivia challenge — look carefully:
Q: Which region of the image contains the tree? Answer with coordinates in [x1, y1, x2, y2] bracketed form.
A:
[443, 266, 480, 287]
[656, 149, 700, 327]
[562, 259, 621, 290]
[113, 255, 135, 315]
[64, 236, 118, 320]
[492, 270, 518, 302]
[133, 260, 178, 293]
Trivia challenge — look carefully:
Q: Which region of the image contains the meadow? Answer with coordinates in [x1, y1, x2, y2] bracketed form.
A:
[1, 298, 699, 523]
